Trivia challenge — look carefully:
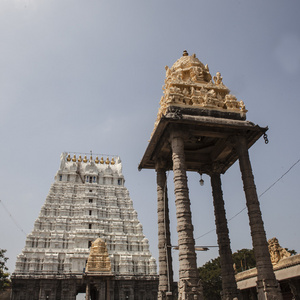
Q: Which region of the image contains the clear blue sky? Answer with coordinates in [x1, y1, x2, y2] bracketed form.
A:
[0, 0, 300, 279]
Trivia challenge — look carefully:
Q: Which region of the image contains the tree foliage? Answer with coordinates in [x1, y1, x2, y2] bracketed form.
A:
[0, 249, 10, 290]
[232, 248, 256, 273]
[285, 248, 297, 256]
[198, 249, 256, 300]
[198, 256, 222, 300]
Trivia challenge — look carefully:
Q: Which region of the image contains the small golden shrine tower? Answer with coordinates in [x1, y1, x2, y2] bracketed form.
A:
[86, 238, 112, 274]
[85, 238, 113, 300]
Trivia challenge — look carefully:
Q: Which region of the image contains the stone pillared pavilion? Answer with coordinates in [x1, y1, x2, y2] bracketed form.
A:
[11, 153, 158, 300]
[139, 51, 282, 300]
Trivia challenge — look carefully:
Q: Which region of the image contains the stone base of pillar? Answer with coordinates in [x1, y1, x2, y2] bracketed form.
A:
[166, 291, 173, 299]
[157, 291, 163, 300]
[221, 289, 240, 300]
[158, 291, 174, 300]
[178, 280, 203, 300]
[256, 279, 283, 300]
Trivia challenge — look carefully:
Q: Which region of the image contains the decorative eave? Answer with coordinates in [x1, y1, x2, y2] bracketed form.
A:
[138, 105, 267, 174]
[139, 51, 266, 174]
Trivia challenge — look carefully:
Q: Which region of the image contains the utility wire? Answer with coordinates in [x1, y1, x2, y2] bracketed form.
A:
[195, 158, 300, 241]
[0, 199, 27, 236]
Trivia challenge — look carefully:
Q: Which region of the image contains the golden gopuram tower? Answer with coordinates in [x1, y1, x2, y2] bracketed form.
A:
[139, 51, 282, 300]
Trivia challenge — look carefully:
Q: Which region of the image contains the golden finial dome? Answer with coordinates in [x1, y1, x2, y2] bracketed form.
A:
[105, 157, 110, 164]
[83, 155, 88, 163]
[89, 155, 93, 162]
[100, 157, 104, 164]
[72, 155, 76, 162]
[183, 50, 188, 56]
[78, 155, 82, 162]
[111, 158, 115, 165]
[95, 156, 99, 164]
[67, 154, 71, 162]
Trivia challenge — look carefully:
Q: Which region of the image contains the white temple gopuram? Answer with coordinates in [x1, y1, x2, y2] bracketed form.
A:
[11, 152, 158, 300]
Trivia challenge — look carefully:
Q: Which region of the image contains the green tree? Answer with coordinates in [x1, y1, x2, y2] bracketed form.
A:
[198, 256, 222, 300]
[0, 249, 10, 290]
[198, 247, 297, 299]
[198, 249, 256, 300]
[285, 248, 297, 256]
[232, 248, 256, 273]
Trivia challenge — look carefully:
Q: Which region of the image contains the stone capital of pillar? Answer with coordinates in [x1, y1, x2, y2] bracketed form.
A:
[169, 128, 185, 142]
[155, 159, 168, 171]
[202, 162, 226, 176]
[228, 133, 247, 148]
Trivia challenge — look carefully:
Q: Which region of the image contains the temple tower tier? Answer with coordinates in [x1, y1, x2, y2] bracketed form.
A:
[139, 51, 282, 300]
[11, 153, 158, 300]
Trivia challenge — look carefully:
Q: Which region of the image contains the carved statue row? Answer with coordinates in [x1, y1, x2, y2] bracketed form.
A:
[61, 153, 116, 165]
[162, 86, 245, 111]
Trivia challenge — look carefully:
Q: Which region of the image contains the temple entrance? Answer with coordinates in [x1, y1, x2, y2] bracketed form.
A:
[76, 293, 86, 300]
[85, 281, 111, 300]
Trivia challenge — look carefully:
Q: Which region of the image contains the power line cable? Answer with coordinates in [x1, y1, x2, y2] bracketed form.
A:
[0, 199, 27, 236]
[1, 158, 299, 240]
[195, 158, 300, 241]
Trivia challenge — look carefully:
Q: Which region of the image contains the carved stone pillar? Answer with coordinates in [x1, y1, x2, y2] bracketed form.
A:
[289, 279, 300, 300]
[210, 172, 239, 300]
[96, 282, 106, 300]
[170, 131, 203, 300]
[156, 161, 174, 300]
[85, 283, 90, 300]
[249, 288, 258, 300]
[235, 135, 282, 300]
[106, 280, 110, 300]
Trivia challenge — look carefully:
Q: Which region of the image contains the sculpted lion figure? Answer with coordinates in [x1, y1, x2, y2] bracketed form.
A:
[268, 237, 291, 264]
